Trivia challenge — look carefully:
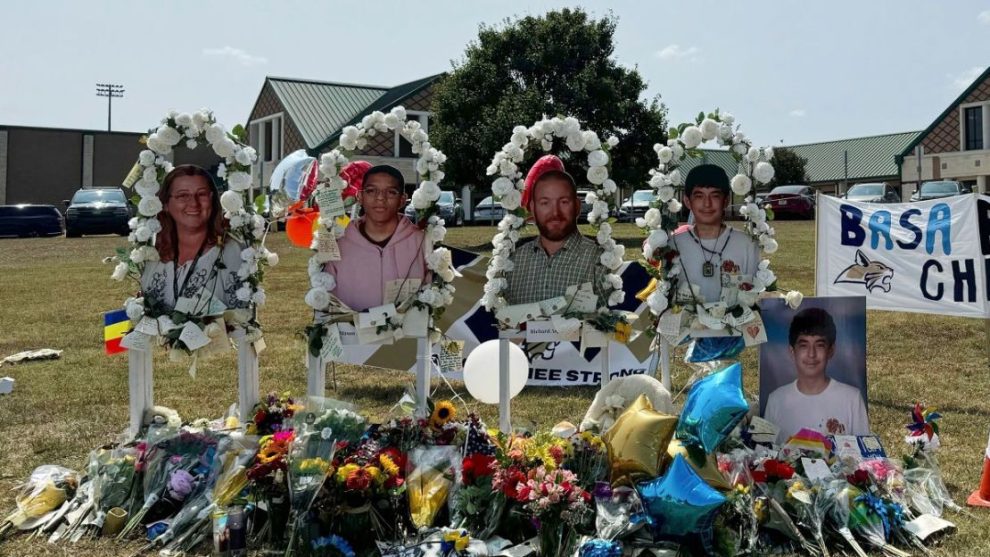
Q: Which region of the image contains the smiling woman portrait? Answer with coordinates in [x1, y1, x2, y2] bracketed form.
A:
[140, 164, 244, 312]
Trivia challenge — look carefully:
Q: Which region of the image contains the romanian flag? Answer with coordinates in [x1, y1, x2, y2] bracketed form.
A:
[104, 309, 131, 355]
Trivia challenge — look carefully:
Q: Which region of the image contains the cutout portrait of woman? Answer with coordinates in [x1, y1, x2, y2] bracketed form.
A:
[140, 164, 244, 314]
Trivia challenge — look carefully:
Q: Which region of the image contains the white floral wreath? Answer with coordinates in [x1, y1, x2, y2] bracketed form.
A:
[109, 109, 277, 352]
[303, 106, 456, 338]
[480, 116, 625, 314]
[638, 110, 801, 337]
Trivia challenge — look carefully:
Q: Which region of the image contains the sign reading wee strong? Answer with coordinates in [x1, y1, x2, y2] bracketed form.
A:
[816, 194, 990, 319]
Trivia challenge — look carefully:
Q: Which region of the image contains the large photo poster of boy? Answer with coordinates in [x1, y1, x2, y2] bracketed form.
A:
[759, 296, 869, 443]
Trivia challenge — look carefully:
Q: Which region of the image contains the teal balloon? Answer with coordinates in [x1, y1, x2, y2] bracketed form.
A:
[675, 362, 748, 452]
[685, 336, 745, 363]
[637, 454, 726, 540]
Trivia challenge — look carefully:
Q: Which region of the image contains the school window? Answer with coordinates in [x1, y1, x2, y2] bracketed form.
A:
[249, 114, 284, 164]
[964, 106, 983, 150]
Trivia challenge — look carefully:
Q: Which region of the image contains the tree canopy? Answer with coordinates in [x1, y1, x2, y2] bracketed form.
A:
[767, 147, 809, 188]
[430, 8, 667, 194]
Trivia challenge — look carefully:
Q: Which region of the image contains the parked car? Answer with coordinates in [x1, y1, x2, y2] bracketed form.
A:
[576, 190, 596, 220]
[765, 185, 816, 219]
[618, 190, 657, 222]
[844, 182, 901, 203]
[404, 190, 463, 226]
[64, 187, 132, 237]
[910, 180, 970, 202]
[472, 195, 506, 223]
[0, 204, 64, 237]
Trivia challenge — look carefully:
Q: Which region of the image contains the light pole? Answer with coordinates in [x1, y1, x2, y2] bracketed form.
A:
[96, 83, 124, 132]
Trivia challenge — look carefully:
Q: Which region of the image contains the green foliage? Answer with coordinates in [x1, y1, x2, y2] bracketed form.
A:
[430, 8, 667, 191]
[230, 124, 248, 144]
[767, 147, 809, 189]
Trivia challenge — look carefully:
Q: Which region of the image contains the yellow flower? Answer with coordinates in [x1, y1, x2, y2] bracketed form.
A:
[336, 463, 359, 483]
[753, 498, 768, 523]
[430, 400, 457, 428]
[366, 466, 383, 484]
[299, 458, 330, 475]
[380, 454, 400, 477]
[444, 529, 470, 552]
[787, 481, 807, 500]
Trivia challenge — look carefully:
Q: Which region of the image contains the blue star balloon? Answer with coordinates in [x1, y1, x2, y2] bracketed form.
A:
[685, 336, 745, 363]
[637, 454, 726, 540]
[675, 362, 748, 453]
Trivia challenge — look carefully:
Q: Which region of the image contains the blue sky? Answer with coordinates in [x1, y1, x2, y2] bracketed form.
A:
[2, 1, 987, 146]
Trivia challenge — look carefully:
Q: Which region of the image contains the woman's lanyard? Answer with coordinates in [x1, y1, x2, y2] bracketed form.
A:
[172, 239, 209, 303]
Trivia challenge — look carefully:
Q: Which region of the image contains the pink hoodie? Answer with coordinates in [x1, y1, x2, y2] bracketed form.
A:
[324, 217, 428, 312]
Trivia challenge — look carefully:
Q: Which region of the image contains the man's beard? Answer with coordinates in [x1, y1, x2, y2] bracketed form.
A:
[535, 218, 578, 242]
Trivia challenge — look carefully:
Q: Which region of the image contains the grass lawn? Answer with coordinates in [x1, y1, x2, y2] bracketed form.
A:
[0, 221, 988, 556]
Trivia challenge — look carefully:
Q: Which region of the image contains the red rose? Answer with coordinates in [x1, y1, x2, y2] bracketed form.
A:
[763, 460, 795, 481]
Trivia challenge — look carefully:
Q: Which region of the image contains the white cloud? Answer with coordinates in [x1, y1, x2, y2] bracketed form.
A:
[203, 46, 268, 67]
[950, 66, 986, 91]
[979, 10, 990, 23]
[789, 108, 806, 118]
[655, 44, 699, 61]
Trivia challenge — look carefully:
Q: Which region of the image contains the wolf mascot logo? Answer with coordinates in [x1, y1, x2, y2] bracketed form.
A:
[834, 249, 894, 293]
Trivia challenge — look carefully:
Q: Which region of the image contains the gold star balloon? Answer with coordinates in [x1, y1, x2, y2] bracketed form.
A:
[604, 394, 678, 485]
[663, 438, 731, 491]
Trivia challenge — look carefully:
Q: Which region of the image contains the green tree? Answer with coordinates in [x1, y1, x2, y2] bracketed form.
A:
[767, 147, 809, 189]
[430, 8, 667, 193]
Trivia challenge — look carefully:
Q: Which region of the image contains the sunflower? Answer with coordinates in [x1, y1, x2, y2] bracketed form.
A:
[379, 454, 401, 477]
[430, 400, 457, 428]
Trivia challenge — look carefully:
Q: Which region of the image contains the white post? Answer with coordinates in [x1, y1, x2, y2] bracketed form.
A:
[234, 330, 260, 424]
[599, 342, 611, 389]
[307, 352, 325, 398]
[659, 339, 672, 390]
[498, 335, 512, 433]
[415, 337, 431, 418]
[127, 348, 153, 438]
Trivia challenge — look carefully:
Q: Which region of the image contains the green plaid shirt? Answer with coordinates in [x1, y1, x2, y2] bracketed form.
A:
[504, 231, 604, 305]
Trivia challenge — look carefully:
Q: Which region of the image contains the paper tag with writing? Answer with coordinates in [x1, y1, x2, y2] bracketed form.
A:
[526, 319, 561, 342]
[253, 337, 266, 356]
[567, 282, 598, 313]
[657, 309, 683, 338]
[205, 296, 228, 317]
[135, 316, 160, 336]
[157, 315, 178, 334]
[538, 296, 568, 317]
[316, 184, 346, 217]
[438, 340, 464, 373]
[336, 322, 360, 345]
[319, 323, 345, 361]
[401, 305, 429, 338]
[317, 232, 341, 261]
[119, 331, 150, 351]
[173, 296, 199, 315]
[801, 458, 832, 483]
[357, 303, 397, 329]
[742, 312, 768, 346]
[550, 314, 581, 341]
[384, 279, 422, 308]
[356, 325, 395, 345]
[581, 325, 609, 349]
[495, 303, 542, 328]
[905, 514, 955, 541]
[178, 322, 211, 351]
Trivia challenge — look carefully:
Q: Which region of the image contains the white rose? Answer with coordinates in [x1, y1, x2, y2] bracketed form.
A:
[310, 271, 336, 291]
[643, 208, 662, 228]
[668, 169, 683, 186]
[251, 290, 266, 305]
[764, 147, 775, 161]
[656, 185, 675, 203]
[146, 218, 161, 234]
[746, 146, 761, 162]
[608, 290, 625, 306]
[408, 190, 428, 210]
[602, 179, 617, 195]
[125, 297, 144, 320]
[583, 131, 602, 151]
[647, 291, 669, 314]
[185, 139, 199, 150]
[587, 165, 609, 185]
[606, 136, 619, 148]
[220, 190, 243, 212]
[645, 229, 669, 253]
[146, 134, 170, 155]
[111, 261, 129, 281]
[762, 237, 779, 254]
[722, 113, 735, 125]
[390, 106, 407, 121]
[227, 171, 251, 191]
[234, 148, 253, 166]
[657, 146, 673, 164]
[730, 174, 752, 196]
[418, 181, 442, 201]
[235, 286, 252, 302]
[587, 150, 609, 167]
[756, 263, 776, 286]
[785, 290, 804, 309]
[129, 248, 145, 264]
[213, 138, 237, 159]
[500, 188, 522, 210]
[732, 143, 748, 156]
[306, 288, 330, 310]
[719, 123, 733, 141]
[562, 116, 581, 136]
[266, 252, 279, 267]
[138, 150, 156, 166]
[135, 179, 159, 197]
[134, 226, 152, 243]
[157, 125, 182, 146]
[699, 118, 719, 140]
[671, 142, 684, 160]
[681, 126, 703, 149]
[128, 217, 140, 230]
[753, 161, 775, 185]
[667, 199, 682, 213]
[565, 132, 587, 152]
[138, 196, 162, 216]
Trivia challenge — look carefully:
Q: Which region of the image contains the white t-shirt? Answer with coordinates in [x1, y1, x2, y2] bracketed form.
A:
[764, 378, 870, 443]
[670, 226, 760, 304]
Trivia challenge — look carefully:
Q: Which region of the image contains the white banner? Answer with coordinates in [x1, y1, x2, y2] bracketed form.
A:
[333, 247, 657, 386]
[815, 193, 990, 319]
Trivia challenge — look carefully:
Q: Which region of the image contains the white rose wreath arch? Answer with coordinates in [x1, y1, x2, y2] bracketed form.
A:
[481, 116, 627, 326]
[638, 109, 801, 339]
[109, 109, 276, 357]
[303, 106, 457, 354]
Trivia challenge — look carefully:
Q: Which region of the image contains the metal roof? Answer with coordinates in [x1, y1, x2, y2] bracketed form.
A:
[678, 131, 922, 186]
[266, 77, 389, 149]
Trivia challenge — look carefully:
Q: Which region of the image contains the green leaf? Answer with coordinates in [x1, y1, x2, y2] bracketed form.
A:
[696, 111, 704, 125]
[231, 124, 248, 143]
[668, 127, 679, 140]
[253, 193, 266, 213]
[130, 194, 141, 206]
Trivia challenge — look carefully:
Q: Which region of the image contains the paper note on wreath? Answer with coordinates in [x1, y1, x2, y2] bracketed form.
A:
[317, 233, 341, 261]
[495, 302, 542, 327]
[401, 305, 429, 338]
[384, 279, 422, 309]
[566, 282, 598, 313]
[174, 296, 199, 315]
[357, 304, 397, 329]
[538, 296, 568, 316]
[157, 315, 178, 334]
[741, 313, 768, 347]
[550, 314, 582, 341]
[134, 316, 160, 336]
[316, 184, 346, 218]
[526, 319, 563, 342]
[581, 325, 609, 349]
[178, 322, 212, 351]
[320, 323, 345, 361]
[438, 340, 464, 373]
[120, 331, 151, 351]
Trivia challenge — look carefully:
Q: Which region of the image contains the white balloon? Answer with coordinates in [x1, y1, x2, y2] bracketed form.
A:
[462, 340, 528, 404]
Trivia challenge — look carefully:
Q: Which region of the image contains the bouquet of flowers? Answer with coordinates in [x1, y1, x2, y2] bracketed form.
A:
[902, 403, 961, 515]
[249, 391, 303, 435]
[248, 429, 294, 546]
[85, 445, 138, 537]
[513, 465, 592, 557]
[561, 431, 609, 491]
[0, 465, 78, 540]
[847, 489, 911, 557]
[782, 478, 831, 557]
[407, 445, 461, 530]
